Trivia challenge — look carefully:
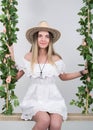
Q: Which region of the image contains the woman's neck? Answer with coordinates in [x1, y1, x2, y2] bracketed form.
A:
[38, 48, 47, 56]
[38, 49, 48, 63]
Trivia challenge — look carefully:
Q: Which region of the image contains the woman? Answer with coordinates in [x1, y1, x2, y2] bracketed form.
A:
[7, 21, 88, 130]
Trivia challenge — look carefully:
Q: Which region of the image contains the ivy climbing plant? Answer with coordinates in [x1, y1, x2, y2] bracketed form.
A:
[0, 0, 19, 115]
[70, 0, 93, 114]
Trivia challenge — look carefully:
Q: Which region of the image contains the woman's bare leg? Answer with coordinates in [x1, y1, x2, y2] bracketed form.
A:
[32, 111, 50, 130]
[49, 113, 63, 130]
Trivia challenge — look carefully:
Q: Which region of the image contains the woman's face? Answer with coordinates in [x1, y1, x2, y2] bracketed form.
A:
[37, 31, 50, 49]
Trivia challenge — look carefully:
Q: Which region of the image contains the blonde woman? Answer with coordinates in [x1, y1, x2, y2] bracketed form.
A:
[8, 21, 88, 130]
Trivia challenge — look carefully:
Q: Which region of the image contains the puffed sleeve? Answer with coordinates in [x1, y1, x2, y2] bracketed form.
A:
[15, 58, 32, 77]
[15, 62, 26, 72]
[55, 59, 66, 75]
[15, 63, 26, 71]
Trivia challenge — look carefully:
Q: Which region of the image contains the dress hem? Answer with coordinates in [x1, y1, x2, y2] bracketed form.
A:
[21, 110, 67, 121]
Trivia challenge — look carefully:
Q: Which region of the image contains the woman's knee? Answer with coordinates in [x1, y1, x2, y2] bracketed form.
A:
[39, 115, 50, 127]
[33, 111, 50, 128]
[50, 114, 63, 130]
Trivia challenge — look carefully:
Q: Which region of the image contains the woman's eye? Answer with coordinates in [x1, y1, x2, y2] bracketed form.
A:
[46, 35, 50, 38]
[38, 34, 50, 39]
[38, 34, 42, 38]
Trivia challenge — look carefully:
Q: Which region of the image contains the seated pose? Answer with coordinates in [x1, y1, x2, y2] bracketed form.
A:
[7, 21, 88, 130]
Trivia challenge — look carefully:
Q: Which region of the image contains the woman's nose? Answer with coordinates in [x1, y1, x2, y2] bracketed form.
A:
[41, 36, 45, 41]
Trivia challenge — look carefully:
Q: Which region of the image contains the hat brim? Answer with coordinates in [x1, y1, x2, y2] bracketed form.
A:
[26, 27, 61, 44]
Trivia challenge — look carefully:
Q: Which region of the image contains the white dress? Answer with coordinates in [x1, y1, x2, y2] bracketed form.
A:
[19, 58, 67, 121]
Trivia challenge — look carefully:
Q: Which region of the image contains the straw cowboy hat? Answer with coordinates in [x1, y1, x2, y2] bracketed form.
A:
[26, 21, 61, 44]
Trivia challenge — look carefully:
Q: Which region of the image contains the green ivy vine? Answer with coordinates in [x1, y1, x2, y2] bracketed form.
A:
[70, 0, 93, 114]
[0, 0, 19, 115]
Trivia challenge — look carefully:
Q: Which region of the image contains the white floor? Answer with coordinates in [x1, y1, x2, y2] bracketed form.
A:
[0, 121, 93, 130]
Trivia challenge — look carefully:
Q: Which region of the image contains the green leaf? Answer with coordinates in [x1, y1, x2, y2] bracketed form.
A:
[2, 103, 13, 115]
[86, 54, 92, 61]
[9, 84, 16, 90]
[14, 99, 19, 107]
[0, 85, 5, 91]
[10, 91, 17, 99]
[0, 86, 6, 98]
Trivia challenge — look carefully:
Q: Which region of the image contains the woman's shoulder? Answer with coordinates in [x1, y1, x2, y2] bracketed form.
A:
[24, 52, 32, 61]
[52, 54, 62, 62]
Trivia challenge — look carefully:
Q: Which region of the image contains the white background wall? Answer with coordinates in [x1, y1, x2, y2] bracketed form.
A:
[0, 0, 93, 130]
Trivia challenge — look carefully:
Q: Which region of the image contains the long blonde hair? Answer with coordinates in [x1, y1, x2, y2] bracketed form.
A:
[30, 32, 61, 70]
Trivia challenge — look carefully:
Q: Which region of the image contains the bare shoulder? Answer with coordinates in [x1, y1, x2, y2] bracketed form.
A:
[24, 52, 32, 61]
[52, 54, 62, 62]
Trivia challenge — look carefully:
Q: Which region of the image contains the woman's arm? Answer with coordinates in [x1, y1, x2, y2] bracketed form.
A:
[59, 69, 88, 81]
[6, 70, 24, 83]
[16, 70, 25, 80]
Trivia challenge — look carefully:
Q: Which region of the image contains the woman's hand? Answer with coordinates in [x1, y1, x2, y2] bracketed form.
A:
[59, 68, 88, 81]
[80, 69, 88, 76]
